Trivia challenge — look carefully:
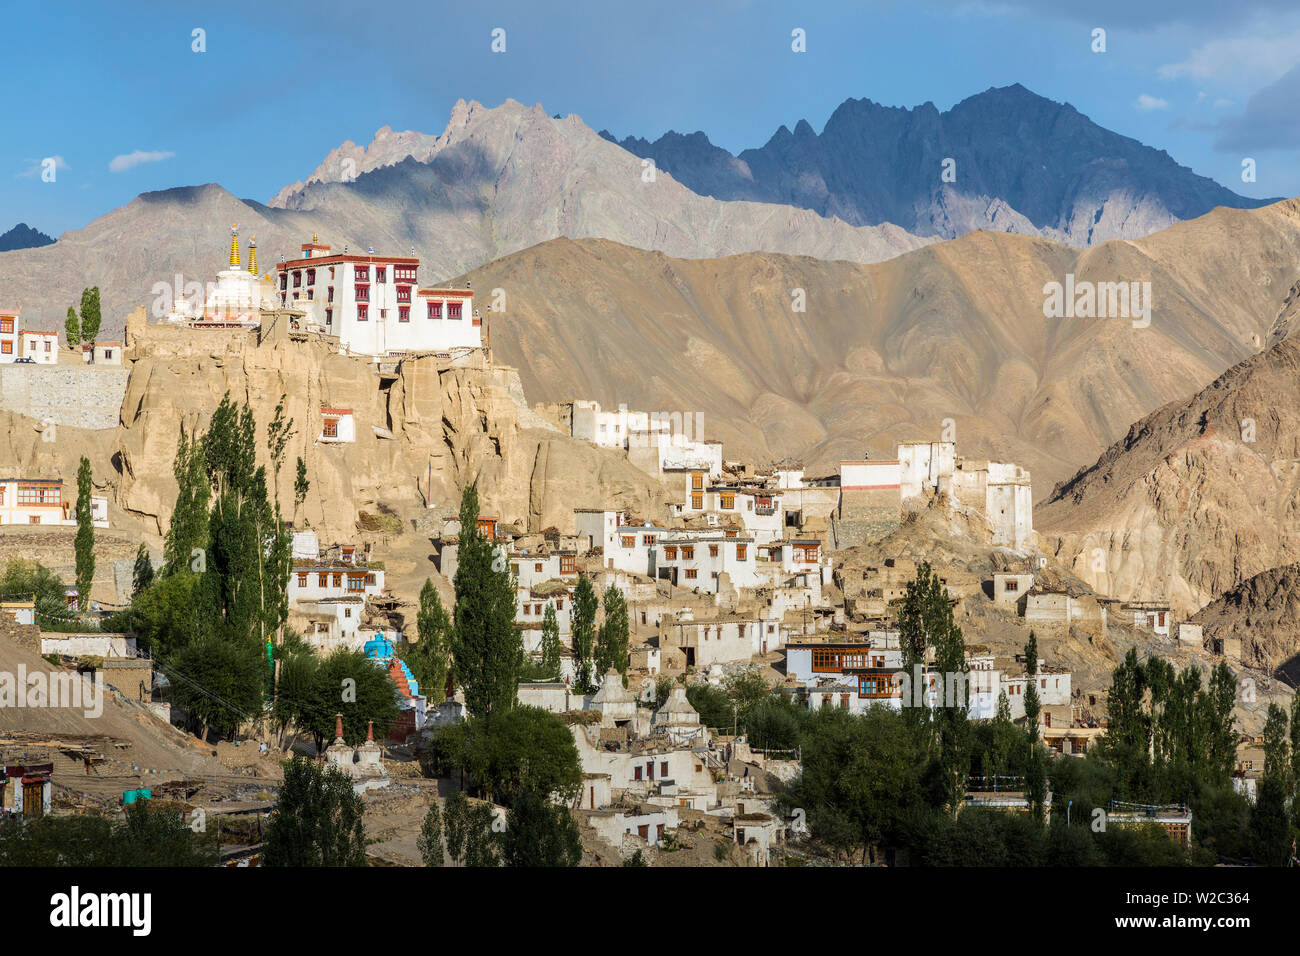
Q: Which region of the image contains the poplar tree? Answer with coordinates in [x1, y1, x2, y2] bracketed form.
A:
[538, 603, 562, 679]
[898, 562, 970, 810]
[163, 433, 210, 575]
[450, 484, 521, 716]
[131, 543, 154, 597]
[402, 578, 452, 700]
[74, 456, 94, 612]
[65, 306, 80, 348]
[79, 286, 101, 345]
[595, 584, 630, 686]
[1023, 631, 1041, 741]
[570, 574, 598, 693]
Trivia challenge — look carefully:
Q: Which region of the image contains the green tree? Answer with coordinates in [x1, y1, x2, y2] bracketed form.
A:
[1022, 632, 1041, 740]
[401, 579, 452, 700]
[418, 801, 444, 867]
[162, 433, 210, 576]
[571, 574, 599, 693]
[78, 286, 102, 345]
[442, 791, 500, 867]
[450, 484, 520, 716]
[0, 558, 68, 620]
[595, 584, 629, 685]
[422, 706, 582, 805]
[293, 456, 309, 520]
[165, 635, 266, 740]
[538, 602, 562, 679]
[1249, 776, 1291, 866]
[74, 456, 94, 612]
[131, 544, 155, 597]
[501, 786, 582, 867]
[270, 646, 319, 749]
[297, 648, 401, 754]
[1261, 702, 1290, 784]
[263, 755, 367, 866]
[64, 305, 80, 349]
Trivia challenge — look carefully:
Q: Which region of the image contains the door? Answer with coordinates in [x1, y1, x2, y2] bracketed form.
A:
[23, 780, 43, 818]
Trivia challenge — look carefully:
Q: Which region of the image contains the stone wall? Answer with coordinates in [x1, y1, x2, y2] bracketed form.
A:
[0, 364, 129, 429]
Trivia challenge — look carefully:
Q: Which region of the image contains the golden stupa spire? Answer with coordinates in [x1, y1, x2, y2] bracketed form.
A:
[228, 222, 241, 268]
[248, 236, 258, 274]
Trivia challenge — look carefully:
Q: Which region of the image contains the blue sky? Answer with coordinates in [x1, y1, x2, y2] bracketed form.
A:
[7, 0, 1300, 236]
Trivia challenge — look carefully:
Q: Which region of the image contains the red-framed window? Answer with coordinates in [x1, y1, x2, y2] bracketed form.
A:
[398, 306, 410, 322]
[354, 284, 369, 302]
[327, 286, 334, 302]
[448, 301, 462, 319]
[427, 301, 442, 319]
[355, 266, 369, 280]
[325, 308, 333, 324]
[293, 272, 302, 287]
[394, 265, 417, 282]
[375, 266, 386, 282]
[357, 304, 368, 321]
[396, 285, 411, 303]
[306, 268, 316, 284]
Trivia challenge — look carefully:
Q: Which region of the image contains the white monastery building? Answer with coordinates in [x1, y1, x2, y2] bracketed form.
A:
[276, 234, 479, 357]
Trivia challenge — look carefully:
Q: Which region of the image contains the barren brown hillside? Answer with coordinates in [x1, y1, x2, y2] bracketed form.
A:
[466, 197, 1300, 487]
[1038, 329, 1300, 618]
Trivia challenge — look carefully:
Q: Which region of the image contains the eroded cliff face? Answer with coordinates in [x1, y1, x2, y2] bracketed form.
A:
[103, 326, 667, 542]
[1038, 334, 1300, 618]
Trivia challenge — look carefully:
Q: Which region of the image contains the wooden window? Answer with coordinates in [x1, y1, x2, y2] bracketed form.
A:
[638, 825, 649, 839]
[347, 574, 364, 592]
[720, 493, 735, 510]
[306, 268, 316, 285]
[355, 266, 369, 280]
[427, 301, 442, 319]
[709, 545, 718, 557]
[664, 546, 677, 560]
[1, 342, 10, 355]
[325, 308, 333, 324]
[448, 301, 462, 319]
[736, 544, 747, 560]
[297, 572, 308, 586]
[680, 546, 694, 560]
[357, 304, 368, 321]
[691, 473, 703, 490]
[318, 572, 328, 586]
[1005, 579, 1019, 593]
[642, 534, 656, 546]
[685, 568, 697, 580]
[375, 266, 386, 282]
[556, 599, 564, 610]
[323, 418, 338, 438]
[559, 554, 575, 573]
[634, 766, 642, 781]
[398, 306, 410, 322]
[1, 317, 13, 333]
[293, 272, 302, 288]
[279, 274, 288, 291]
[660, 761, 668, 776]
[396, 285, 411, 303]
[621, 535, 635, 548]
[724, 529, 737, 538]
[690, 494, 702, 509]
[534, 562, 542, 572]
[354, 283, 369, 302]
[327, 286, 335, 303]
[333, 573, 343, 587]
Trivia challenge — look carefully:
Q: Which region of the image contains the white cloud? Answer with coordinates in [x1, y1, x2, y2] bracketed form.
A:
[1159, 31, 1300, 88]
[108, 150, 176, 173]
[1135, 94, 1170, 111]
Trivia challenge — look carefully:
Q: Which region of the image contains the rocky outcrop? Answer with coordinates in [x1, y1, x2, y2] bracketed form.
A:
[1038, 331, 1300, 617]
[105, 325, 667, 544]
[1190, 564, 1300, 681]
